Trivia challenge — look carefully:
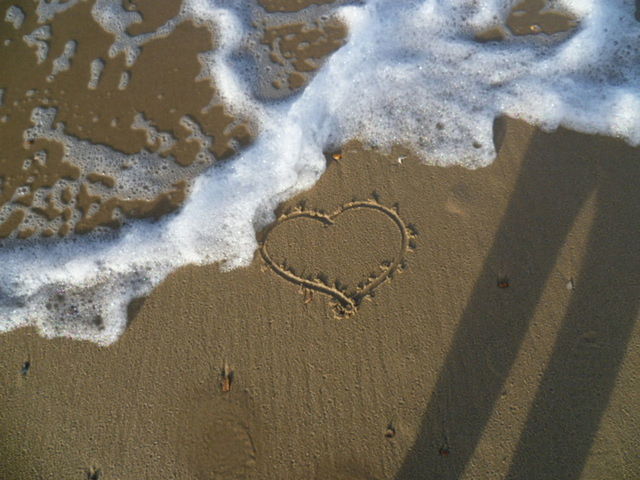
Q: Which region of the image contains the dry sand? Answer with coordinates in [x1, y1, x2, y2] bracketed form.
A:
[1, 0, 640, 479]
[1, 118, 640, 479]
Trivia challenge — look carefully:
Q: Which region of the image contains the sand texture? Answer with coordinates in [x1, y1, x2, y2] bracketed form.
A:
[1, 118, 639, 479]
[1, 0, 639, 478]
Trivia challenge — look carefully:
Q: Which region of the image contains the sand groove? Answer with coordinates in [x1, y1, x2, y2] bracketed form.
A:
[259, 200, 416, 316]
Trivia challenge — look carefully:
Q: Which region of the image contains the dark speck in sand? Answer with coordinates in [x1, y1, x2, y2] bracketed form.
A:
[87, 467, 102, 480]
[385, 423, 396, 438]
[221, 362, 234, 392]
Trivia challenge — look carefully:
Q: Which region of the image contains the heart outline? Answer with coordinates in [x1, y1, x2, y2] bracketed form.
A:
[259, 200, 415, 316]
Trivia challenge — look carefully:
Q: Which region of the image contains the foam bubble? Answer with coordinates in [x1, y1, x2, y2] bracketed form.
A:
[180, 116, 216, 164]
[5, 5, 25, 30]
[35, 0, 82, 23]
[48, 40, 77, 82]
[2, 0, 640, 344]
[91, 0, 184, 67]
[2, 106, 211, 240]
[88, 58, 105, 90]
[131, 113, 177, 155]
[117, 71, 130, 90]
[23, 25, 51, 64]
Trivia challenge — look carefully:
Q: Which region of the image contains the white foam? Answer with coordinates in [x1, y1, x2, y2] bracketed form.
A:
[1, 106, 211, 240]
[117, 70, 130, 90]
[131, 113, 177, 155]
[23, 25, 51, 64]
[48, 40, 77, 82]
[88, 58, 105, 90]
[2, 0, 640, 344]
[35, 0, 82, 23]
[91, 0, 184, 67]
[5, 5, 25, 29]
[180, 115, 216, 164]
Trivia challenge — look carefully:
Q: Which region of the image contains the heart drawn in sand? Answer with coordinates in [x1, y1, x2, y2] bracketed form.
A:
[259, 200, 416, 316]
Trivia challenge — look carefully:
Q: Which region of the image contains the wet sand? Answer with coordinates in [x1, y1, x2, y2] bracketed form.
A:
[1, 118, 639, 479]
[0, 0, 570, 239]
[1, 1, 639, 479]
[0, 0, 344, 239]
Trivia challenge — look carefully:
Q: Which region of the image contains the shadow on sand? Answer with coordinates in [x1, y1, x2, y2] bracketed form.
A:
[395, 120, 640, 479]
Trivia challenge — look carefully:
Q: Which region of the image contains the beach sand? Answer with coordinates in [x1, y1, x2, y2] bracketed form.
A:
[1, 0, 640, 479]
[1, 118, 640, 479]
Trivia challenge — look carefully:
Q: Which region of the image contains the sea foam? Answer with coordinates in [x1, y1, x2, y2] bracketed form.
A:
[2, 0, 640, 344]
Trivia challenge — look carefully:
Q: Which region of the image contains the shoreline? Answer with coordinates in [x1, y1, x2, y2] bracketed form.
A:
[1, 118, 639, 479]
[1, 0, 640, 478]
